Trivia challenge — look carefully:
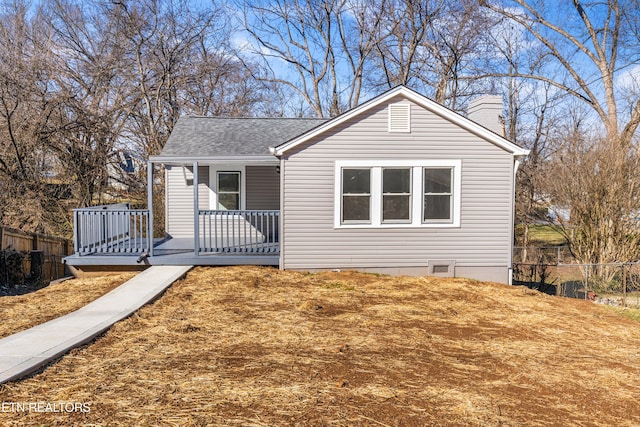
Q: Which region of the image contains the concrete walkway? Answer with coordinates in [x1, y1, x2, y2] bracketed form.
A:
[0, 265, 192, 384]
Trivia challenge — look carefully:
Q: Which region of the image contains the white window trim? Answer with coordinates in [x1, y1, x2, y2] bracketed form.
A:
[381, 167, 413, 224]
[334, 160, 461, 229]
[209, 164, 246, 210]
[423, 167, 454, 224]
[341, 167, 372, 224]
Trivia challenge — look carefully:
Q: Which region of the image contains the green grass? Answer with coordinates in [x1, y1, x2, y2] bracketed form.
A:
[516, 224, 567, 246]
[604, 306, 640, 323]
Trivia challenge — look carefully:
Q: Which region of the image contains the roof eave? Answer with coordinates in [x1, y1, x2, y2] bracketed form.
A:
[148, 155, 278, 165]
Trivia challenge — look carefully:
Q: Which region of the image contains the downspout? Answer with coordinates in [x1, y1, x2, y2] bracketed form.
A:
[147, 160, 154, 258]
[509, 157, 523, 285]
[193, 161, 199, 256]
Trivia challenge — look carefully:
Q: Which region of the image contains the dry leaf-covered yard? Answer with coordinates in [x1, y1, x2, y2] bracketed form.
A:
[0, 266, 639, 426]
[0, 272, 135, 339]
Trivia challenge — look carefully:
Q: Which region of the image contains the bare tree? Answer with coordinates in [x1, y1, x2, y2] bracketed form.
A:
[424, 0, 496, 108]
[367, 0, 496, 109]
[543, 134, 640, 282]
[336, 0, 389, 109]
[242, 0, 388, 117]
[370, 0, 439, 89]
[105, 0, 270, 234]
[0, 2, 70, 233]
[182, 52, 269, 117]
[45, 0, 132, 207]
[481, 0, 640, 146]
[109, 0, 216, 157]
[513, 85, 564, 260]
[487, 14, 566, 257]
[0, 0, 271, 236]
[480, 0, 640, 272]
[242, 0, 333, 117]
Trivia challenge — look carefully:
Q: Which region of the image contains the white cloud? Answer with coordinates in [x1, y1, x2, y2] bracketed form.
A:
[615, 64, 640, 93]
[230, 31, 271, 56]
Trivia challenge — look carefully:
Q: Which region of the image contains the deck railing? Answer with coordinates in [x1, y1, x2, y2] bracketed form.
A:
[74, 204, 151, 255]
[198, 210, 279, 253]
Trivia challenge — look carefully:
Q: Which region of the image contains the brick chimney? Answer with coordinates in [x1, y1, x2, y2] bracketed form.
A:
[467, 95, 504, 136]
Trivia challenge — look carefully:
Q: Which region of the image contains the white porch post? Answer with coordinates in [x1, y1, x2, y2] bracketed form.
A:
[193, 161, 200, 256]
[147, 160, 154, 257]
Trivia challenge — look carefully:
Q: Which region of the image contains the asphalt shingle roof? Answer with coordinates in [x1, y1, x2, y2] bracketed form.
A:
[159, 116, 328, 158]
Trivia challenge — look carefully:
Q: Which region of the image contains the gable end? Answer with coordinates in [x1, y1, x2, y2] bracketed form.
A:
[271, 85, 529, 158]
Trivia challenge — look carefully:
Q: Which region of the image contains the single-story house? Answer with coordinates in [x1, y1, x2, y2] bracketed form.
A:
[65, 86, 529, 284]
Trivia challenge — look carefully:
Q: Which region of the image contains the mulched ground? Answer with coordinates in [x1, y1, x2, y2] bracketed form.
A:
[0, 273, 135, 339]
[0, 266, 638, 426]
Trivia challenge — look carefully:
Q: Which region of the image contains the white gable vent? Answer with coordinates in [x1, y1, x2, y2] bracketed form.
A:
[388, 103, 410, 132]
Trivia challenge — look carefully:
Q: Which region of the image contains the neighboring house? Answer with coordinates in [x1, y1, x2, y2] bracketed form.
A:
[107, 150, 143, 192]
[66, 86, 529, 284]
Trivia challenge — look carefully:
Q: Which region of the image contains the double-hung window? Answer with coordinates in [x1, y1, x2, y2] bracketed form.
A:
[423, 168, 452, 222]
[341, 168, 371, 223]
[217, 171, 241, 210]
[382, 168, 411, 223]
[335, 160, 460, 228]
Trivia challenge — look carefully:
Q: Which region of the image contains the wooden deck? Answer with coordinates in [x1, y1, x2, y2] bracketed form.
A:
[64, 237, 280, 267]
[68, 207, 280, 267]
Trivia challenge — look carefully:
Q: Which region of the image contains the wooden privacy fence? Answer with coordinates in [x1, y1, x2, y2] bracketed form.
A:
[0, 226, 73, 285]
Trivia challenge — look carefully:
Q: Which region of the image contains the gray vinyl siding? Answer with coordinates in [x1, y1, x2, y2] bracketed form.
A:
[165, 165, 209, 237]
[281, 95, 514, 282]
[246, 166, 280, 210]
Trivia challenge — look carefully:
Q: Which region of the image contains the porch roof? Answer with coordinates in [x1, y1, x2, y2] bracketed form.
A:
[157, 116, 328, 159]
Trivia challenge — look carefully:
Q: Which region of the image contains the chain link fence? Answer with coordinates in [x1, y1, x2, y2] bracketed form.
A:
[513, 246, 575, 265]
[513, 261, 640, 308]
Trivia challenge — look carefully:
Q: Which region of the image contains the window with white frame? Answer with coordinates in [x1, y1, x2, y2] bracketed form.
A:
[341, 168, 371, 223]
[334, 160, 461, 228]
[423, 168, 453, 222]
[217, 171, 241, 210]
[382, 168, 411, 223]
